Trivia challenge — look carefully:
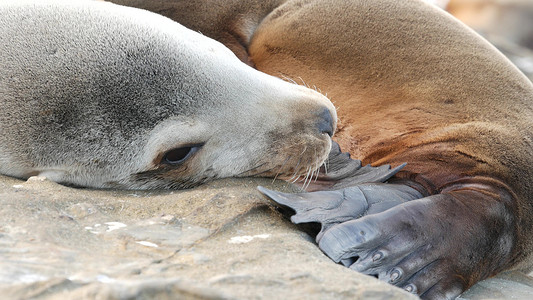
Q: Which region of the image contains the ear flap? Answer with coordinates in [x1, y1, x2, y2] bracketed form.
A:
[298, 141, 406, 191]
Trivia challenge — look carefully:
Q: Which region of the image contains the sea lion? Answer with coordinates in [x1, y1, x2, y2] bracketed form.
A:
[0, 0, 338, 189]
[110, 0, 533, 298]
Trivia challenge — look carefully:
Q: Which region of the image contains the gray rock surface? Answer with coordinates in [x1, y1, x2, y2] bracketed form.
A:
[0, 175, 415, 300]
[459, 271, 533, 300]
[0, 175, 531, 299]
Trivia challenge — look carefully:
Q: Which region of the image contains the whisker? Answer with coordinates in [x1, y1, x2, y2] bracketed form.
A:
[300, 167, 308, 189]
[298, 76, 309, 88]
[272, 155, 292, 183]
[300, 145, 308, 156]
[281, 74, 298, 85]
[323, 156, 329, 175]
[307, 167, 316, 189]
[288, 172, 298, 182]
[302, 166, 313, 190]
[314, 167, 320, 182]
[288, 157, 303, 181]
[306, 168, 315, 190]
[291, 175, 302, 184]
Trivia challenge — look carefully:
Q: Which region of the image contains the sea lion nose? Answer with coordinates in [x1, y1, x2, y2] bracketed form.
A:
[317, 107, 335, 137]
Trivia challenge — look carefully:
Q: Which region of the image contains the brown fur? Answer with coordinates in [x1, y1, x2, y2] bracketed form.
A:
[247, 0, 533, 268]
[110, 0, 533, 297]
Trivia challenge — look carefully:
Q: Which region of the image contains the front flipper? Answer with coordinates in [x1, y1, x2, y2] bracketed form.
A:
[318, 189, 516, 299]
[258, 183, 422, 241]
[297, 141, 406, 192]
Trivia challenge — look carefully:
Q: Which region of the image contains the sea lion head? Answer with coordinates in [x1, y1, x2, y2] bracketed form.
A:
[0, 1, 336, 189]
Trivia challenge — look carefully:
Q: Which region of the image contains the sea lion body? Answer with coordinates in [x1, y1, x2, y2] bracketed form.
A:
[110, 0, 533, 298]
[252, 2, 533, 296]
[0, 0, 336, 189]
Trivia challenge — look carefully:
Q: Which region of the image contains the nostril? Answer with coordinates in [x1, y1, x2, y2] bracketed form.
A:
[317, 107, 335, 137]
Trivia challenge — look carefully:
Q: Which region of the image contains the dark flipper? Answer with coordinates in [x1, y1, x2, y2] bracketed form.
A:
[258, 183, 422, 241]
[298, 141, 406, 192]
[260, 141, 517, 299]
[317, 190, 515, 299]
[259, 141, 417, 241]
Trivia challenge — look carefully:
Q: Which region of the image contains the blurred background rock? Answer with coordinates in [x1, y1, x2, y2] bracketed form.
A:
[426, 0, 533, 82]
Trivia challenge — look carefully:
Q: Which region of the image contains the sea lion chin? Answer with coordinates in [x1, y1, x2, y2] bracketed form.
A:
[0, 0, 336, 189]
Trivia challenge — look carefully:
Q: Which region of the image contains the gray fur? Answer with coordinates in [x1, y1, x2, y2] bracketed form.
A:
[0, 0, 336, 189]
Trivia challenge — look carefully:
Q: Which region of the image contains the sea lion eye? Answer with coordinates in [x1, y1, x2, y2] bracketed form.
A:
[162, 145, 202, 165]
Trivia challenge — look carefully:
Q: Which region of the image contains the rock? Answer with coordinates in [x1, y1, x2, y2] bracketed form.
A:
[1, 174, 531, 299]
[458, 271, 533, 300]
[0, 175, 415, 299]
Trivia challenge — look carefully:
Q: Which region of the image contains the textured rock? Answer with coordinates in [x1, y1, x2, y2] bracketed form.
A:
[0, 175, 531, 299]
[459, 271, 533, 300]
[0, 175, 416, 299]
